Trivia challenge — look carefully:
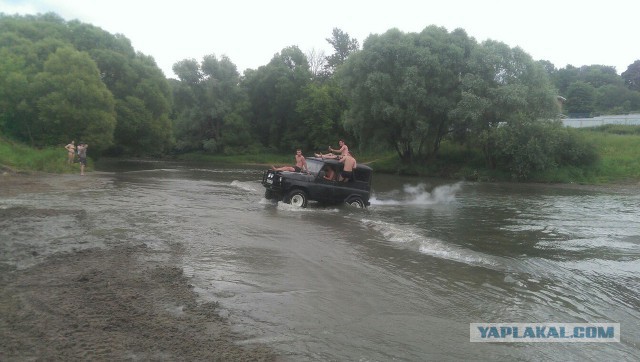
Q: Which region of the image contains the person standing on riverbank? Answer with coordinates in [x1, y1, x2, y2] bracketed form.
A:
[64, 141, 75, 164]
[77, 142, 88, 176]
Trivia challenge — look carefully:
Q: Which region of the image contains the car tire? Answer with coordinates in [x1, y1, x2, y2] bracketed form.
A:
[286, 189, 308, 208]
[346, 196, 365, 208]
[264, 190, 273, 200]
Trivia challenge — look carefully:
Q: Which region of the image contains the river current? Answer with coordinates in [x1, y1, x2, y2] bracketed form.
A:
[2, 160, 639, 360]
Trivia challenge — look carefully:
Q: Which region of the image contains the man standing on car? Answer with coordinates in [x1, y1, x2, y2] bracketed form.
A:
[339, 151, 356, 181]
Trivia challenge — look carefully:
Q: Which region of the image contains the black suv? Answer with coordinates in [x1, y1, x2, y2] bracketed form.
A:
[261, 157, 373, 208]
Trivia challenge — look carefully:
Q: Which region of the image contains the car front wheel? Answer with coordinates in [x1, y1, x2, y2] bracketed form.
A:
[346, 196, 365, 208]
[286, 190, 308, 208]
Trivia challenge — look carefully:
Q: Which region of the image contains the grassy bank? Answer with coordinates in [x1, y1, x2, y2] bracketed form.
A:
[367, 126, 640, 184]
[3, 126, 639, 184]
[0, 136, 88, 174]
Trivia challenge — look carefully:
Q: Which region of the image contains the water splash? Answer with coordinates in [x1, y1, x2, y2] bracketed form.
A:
[360, 218, 500, 268]
[371, 182, 463, 206]
[230, 180, 257, 192]
[275, 201, 340, 213]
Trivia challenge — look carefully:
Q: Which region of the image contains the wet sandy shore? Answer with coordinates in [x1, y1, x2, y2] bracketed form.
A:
[0, 173, 276, 361]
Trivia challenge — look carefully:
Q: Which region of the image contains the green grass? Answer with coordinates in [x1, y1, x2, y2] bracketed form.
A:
[523, 127, 640, 183]
[3, 126, 640, 184]
[358, 127, 640, 184]
[578, 129, 640, 181]
[0, 136, 88, 174]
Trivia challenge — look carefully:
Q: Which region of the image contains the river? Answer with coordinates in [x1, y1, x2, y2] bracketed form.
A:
[2, 159, 639, 361]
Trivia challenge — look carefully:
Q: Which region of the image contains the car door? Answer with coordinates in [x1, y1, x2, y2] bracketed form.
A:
[331, 164, 354, 202]
[312, 166, 337, 203]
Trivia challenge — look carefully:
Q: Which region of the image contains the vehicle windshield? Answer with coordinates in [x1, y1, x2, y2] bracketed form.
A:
[306, 159, 324, 174]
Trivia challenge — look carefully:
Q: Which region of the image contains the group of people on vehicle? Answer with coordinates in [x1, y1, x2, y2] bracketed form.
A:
[271, 139, 357, 182]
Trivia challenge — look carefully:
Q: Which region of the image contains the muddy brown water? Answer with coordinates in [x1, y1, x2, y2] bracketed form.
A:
[1, 160, 639, 360]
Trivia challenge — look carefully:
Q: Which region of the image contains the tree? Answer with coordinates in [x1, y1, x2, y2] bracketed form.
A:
[306, 48, 327, 79]
[324, 28, 359, 75]
[595, 84, 640, 114]
[339, 26, 472, 163]
[0, 13, 173, 156]
[565, 81, 596, 115]
[31, 47, 116, 152]
[171, 54, 252, 153]
[553, 65, 580, 96]
[0, 45, 30, 137]
[295, 81, 348, 150]
[621, 60, 640, 91]
[173, 58, 202, 85]
[98, 52, 173, 155]
[552, 64, 633, 115]
[450, 40, 560, 169]
[538, 60, 557, 76]
[580, 65, 622, 88]
[494, 120, 597, 179]
[243, 46, 312, 151]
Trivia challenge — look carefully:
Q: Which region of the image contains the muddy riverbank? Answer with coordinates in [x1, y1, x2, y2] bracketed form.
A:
[0, 173, 276, 361]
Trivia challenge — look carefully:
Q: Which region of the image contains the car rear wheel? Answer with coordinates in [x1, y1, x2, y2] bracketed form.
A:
[346, 196, 365, 208]
[286, 190, 308, 208]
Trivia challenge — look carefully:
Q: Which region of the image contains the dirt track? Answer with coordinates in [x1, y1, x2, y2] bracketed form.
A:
[0, 173, 276, 361]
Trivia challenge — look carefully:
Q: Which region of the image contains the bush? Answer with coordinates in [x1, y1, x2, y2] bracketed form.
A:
[494, 120, 598, 180]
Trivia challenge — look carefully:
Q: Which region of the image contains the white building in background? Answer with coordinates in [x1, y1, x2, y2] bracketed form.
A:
[562, 114, 640, 128]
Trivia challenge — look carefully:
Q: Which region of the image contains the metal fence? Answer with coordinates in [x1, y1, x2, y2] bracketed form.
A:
[562, 114, 640, 128]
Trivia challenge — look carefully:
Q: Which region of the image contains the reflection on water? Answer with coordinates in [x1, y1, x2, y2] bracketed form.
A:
[1, 159, 639, 360]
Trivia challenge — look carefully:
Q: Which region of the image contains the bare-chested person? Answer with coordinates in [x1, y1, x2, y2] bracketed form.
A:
[339, 151, 357, 181]
[64, 140, 75, 164]
[271, 149, 308, 172]
[77, 142, 88, 176]
[323, 166, 336, 181]
[315, 140, 348, 159]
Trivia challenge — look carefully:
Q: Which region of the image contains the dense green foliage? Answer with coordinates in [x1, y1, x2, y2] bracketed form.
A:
[242, 46, 314, 151]
[339, 27, 470, 163]
[0, 13, 172, 156]
[493, 120, 598, 179]
[2, 13, 640, 182]
[548, 63, 640, 116]
[367, 126, 640, 184]
[171, 55, 252, 154]
[532, 126, 640, 183]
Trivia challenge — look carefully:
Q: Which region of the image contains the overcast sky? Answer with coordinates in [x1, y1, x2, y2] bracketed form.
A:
[2, 0, 638, 79]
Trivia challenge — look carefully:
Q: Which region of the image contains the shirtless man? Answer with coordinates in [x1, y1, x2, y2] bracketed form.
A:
[339, 151, 357, 181]
[323, 166, 336, 181]
[271, 149, 308, 172]
[64, 141, 75, 164]
[77, 142, 88, 176]
[315, 140, 348, 159]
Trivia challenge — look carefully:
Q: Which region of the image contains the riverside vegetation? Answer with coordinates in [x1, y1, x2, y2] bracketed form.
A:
[2, 125, 639, 185]
[0, 136, 90, 174]
[2, 14, 640, 183]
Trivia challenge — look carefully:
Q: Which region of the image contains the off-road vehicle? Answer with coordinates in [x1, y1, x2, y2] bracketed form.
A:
[261, 157, 373, 208]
